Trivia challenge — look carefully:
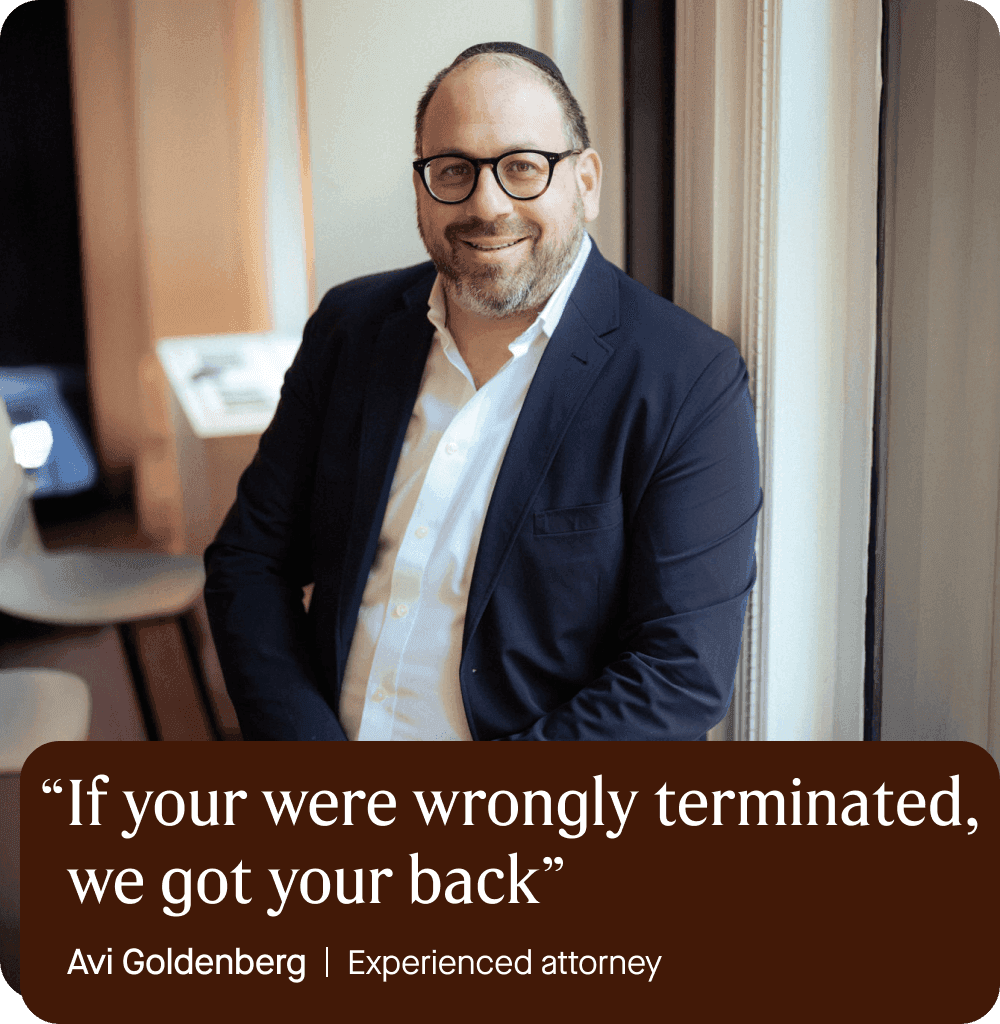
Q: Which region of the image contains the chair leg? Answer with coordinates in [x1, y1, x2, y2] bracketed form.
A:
[116, 622, 161, 741]
[177, 611, 223, 741]
[0, 773, 20, 995]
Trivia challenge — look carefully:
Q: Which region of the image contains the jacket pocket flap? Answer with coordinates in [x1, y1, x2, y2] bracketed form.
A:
[534, 495, 623, 535]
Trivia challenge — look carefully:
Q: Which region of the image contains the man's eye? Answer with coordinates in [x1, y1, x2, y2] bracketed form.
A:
[440, 163, 471, 177]
[502, 159, 547, 178]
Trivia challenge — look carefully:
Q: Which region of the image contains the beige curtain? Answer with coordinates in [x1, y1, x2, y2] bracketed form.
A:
[68, 0, 268, 548]
[880, 0, 1000, 758]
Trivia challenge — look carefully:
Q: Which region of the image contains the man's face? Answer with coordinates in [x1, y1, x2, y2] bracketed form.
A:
[415, 61, 601, 319]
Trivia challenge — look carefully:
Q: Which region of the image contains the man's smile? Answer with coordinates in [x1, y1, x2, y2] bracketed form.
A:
[459, 237, 528, 252]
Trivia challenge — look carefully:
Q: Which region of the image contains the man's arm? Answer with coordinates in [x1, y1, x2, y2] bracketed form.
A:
[497, 344, 760, 740]
[203, 307, 347, 741]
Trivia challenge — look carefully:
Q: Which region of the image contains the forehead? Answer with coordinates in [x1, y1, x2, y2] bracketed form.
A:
[422, 61, 566, 156]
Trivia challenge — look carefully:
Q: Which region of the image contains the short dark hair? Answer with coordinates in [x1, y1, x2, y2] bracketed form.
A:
[414, 45, 591, 157]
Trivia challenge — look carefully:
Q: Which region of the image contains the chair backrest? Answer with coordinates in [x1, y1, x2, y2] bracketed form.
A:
[0, 399, 44, 560]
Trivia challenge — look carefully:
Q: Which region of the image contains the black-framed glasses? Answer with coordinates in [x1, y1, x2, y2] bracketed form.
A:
[413, 149, 582, 204]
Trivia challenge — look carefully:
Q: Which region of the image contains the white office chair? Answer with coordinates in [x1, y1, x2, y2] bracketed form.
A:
[0, 667, 91, 995]
[0, 668, 91, 772]
[0, 399, 210, 740]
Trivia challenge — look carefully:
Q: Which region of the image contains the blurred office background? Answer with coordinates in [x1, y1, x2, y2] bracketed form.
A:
[0, 0, 996, 750]
[0, 0, 630, 754]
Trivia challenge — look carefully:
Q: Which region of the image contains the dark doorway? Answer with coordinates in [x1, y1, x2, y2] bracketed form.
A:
[0, 1, 122, 524]
[0, 0, 87, 369]
[864, 0, 897, 741]
[623, 0, 675, 300]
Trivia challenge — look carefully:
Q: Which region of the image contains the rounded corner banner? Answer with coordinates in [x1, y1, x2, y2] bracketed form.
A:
[14, 740, 1000, 1023]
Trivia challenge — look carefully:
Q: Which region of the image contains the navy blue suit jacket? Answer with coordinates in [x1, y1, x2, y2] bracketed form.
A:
[204, 242, 761, 741]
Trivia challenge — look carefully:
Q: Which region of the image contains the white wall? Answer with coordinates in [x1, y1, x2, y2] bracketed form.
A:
[300, 0, 623, 298]
[545, 0, 624, 272]
[301, 0, 537, 295]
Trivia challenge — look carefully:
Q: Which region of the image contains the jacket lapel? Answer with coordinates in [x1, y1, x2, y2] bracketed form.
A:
[338, 274, 435, 634]
[463, 243, 621, 646]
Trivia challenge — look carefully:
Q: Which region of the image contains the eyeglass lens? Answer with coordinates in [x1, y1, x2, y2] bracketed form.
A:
[424, 152, 551, 201]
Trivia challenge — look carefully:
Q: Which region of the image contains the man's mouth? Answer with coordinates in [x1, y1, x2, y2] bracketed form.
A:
[459, 238, 526, 251]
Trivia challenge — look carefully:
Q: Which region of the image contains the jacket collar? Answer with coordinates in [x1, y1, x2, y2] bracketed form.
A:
[562, 236, 621, 340]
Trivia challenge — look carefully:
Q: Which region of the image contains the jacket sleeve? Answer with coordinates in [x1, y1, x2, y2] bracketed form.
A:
[497, 344, 761, 741]
[203, 307, 348, 741]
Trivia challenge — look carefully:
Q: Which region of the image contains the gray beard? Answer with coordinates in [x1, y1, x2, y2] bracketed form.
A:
[417, 198, 585, 319]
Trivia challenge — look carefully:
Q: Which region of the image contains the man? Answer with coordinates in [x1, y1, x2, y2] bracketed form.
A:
[204, 42, 760, 741]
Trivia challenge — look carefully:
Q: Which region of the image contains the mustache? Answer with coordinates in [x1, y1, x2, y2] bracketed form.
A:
[444, 218, 538, 243]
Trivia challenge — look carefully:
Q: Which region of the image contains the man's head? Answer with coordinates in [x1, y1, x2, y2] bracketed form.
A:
[414, 42, 591, 155]
[413, 43, 601, 320]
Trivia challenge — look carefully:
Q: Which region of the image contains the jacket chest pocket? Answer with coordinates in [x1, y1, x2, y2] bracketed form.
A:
[522, 495, 626, 607]
[533, 495, 624, 536]
[494, 496, 627, 678]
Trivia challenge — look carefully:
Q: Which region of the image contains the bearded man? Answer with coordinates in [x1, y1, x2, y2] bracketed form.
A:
[204, 42, 761, 741]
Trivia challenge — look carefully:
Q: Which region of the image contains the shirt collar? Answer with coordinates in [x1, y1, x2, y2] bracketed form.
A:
[427, 232, 593, 359]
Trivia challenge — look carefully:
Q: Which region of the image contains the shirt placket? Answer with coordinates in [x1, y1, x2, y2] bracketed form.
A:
[357, 381, 481, 740]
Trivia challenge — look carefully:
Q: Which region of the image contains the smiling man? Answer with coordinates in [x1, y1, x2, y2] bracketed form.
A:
[204, 42, 761, 741]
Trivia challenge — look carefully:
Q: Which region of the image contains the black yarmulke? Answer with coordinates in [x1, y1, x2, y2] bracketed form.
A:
[450, 42, 567, 87]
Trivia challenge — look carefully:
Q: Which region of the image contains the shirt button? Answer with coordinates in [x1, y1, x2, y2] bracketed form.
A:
[393, 603, 408, 618]
[372, 688, 387, 702]
[415, 526, 428, 539]
[445, 441, 458, 455]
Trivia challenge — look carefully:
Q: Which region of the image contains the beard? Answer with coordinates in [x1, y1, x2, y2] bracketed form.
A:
[417, 196, 585, 319]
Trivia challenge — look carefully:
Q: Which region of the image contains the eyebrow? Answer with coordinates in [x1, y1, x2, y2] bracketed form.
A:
[427, 143, 545, 158]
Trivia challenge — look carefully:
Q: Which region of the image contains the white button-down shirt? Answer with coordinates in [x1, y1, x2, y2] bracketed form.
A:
[338, 234, 592, 741]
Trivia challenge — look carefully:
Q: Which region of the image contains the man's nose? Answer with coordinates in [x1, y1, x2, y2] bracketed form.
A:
[466, 166, 515, 218]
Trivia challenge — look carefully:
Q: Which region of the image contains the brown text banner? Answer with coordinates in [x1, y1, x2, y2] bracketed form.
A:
[18, 741, 1000, 1023]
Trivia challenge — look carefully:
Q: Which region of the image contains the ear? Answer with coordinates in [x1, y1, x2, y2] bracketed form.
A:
[574, 148, 602, 222]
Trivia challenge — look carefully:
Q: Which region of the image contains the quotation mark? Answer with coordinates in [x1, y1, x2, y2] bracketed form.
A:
[542, 857, 564, 871]
[42, 779, 63, 793]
